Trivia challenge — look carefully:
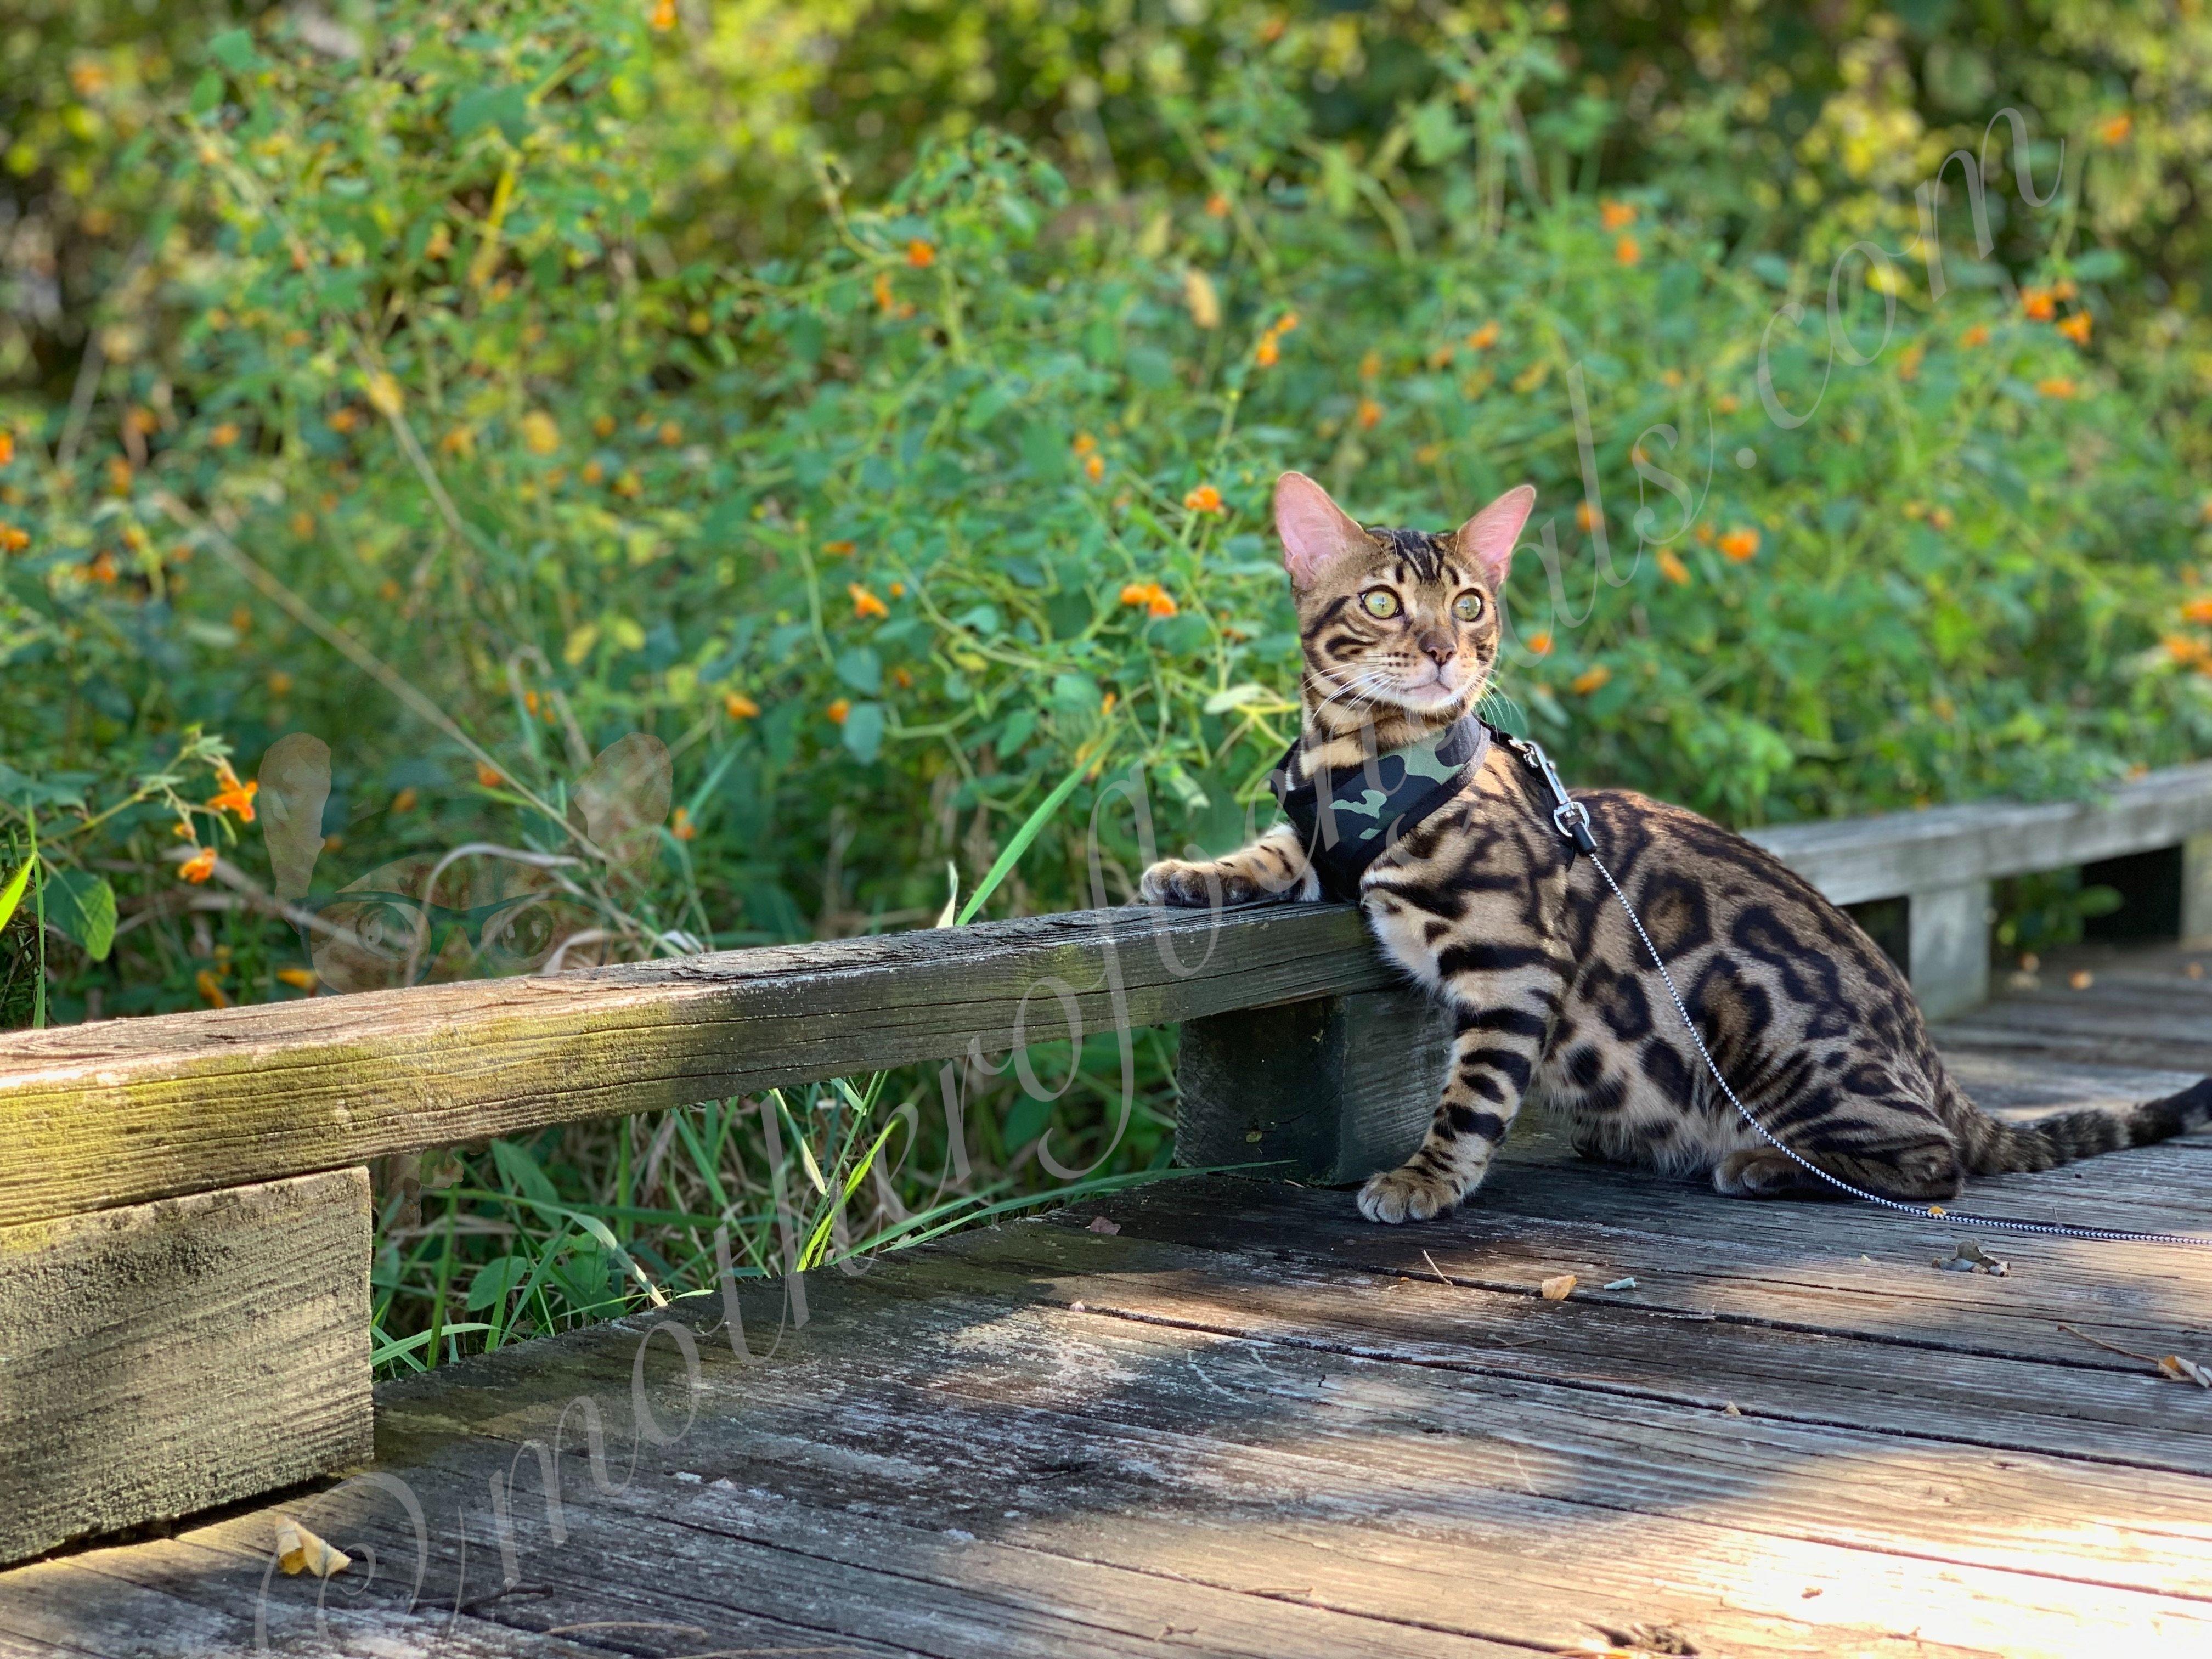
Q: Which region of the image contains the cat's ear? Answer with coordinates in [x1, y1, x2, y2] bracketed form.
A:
[1454, 484, 1537, 586]
[1273, 471, 1372, 589]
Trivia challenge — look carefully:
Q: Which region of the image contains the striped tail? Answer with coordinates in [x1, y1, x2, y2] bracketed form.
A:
[1961, 1077, 2212, 1175]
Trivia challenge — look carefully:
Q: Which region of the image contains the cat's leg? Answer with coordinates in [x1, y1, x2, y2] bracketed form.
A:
[1357, 996, 1555, 1223]
[1141, 823, 1318, 908]
[1713, 1079, 1963, 1202]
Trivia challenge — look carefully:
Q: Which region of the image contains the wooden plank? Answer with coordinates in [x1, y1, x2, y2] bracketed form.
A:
[362, 1271, 2212, 1658]
[0, 1171, 373, 1566]
[0, 904, 1394, 1227]
[1746, 759, 2212, 904]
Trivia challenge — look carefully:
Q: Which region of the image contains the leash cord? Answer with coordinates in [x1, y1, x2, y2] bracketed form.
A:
[1505, 734, 2212, 1250]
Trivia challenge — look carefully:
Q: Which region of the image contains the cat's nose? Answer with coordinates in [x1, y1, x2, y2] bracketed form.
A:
[1418, 634, 1455, 667]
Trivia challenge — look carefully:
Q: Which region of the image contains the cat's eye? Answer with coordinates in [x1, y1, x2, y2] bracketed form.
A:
[1453, 591, 1485, 622]
[1360, 588, 1402, 619]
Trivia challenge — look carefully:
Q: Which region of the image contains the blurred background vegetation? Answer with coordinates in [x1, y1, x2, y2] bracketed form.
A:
[4, 0, 2211, 1368]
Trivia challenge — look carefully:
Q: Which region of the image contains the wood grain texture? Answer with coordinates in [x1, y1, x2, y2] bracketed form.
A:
[0, 1171, 373, 1567]
[1746, 758, 2212, 904]
[0, 904, 1394, 1227]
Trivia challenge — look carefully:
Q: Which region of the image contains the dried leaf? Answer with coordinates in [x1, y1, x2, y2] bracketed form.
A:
[1086, 1215, 1120, 1235]
[1932, 1239, 2008, 1276]
[1182, 267, 1221, 329]
[1539, 1273, 1577, 1301]
[2158, 1355, 2212, 1389]
[274, 1515, 350, 1579]
[1723, 1401, 1741, 1417]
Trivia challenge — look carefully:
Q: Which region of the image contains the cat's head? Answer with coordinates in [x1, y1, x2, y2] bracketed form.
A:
[1274, 471, 1536, 729]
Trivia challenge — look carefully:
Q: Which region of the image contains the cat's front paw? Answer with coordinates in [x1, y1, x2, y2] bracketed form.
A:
[1140, 859, 1267, 909]
[1357, 1163, 1463, 1224]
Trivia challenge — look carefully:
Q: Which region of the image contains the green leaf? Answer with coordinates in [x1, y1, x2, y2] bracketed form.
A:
[451, 85, 532, 144]
[955, 747, 1096, 925]
[492, 1139, 561, 1207]
[43, 870, 116, 961]
[841, 701, 885, 763]
[0, 855, 30, 936]
[188, 72, 224, 117]
[465, 1254, 532, 1312]
[835, 645, 882, 694]
[208, 29, 261, 72]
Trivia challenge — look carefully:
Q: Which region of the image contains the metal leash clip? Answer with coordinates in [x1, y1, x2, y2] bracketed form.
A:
[1503, 733, 1598, 856]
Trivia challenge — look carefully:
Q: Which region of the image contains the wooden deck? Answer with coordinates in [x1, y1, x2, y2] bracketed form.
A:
[5, 944, 2210, 1659]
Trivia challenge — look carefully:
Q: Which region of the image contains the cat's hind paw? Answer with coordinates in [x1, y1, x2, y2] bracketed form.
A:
[1356, 1163, 1463, 1225]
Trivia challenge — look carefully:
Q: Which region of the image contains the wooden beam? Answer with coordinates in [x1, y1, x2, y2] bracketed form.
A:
[0, 1170, 372, 1566]
[0, 905, 1395, 1227]
[1748, 761, 2212, 905]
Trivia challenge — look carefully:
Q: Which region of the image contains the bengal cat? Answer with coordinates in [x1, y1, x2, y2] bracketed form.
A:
[1141, 472, 2212, 1223]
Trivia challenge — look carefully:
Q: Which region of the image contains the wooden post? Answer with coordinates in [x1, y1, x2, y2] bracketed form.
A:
[1908, 879, 1991, 1020]
[1175, 986, 1451, 1185]
[2186, 834, 2212, 946]
[0, 1170, 373, 1566]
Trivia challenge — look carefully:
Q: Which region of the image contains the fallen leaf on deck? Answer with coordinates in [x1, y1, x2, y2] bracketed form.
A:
[2069, 969, 2095, 990]
[1933, 1239, 2008, 1276]
[1602, 1276, 1638, 1291]
[274, 1516, 349, 1579]
[1086, 1215, 1120, 1235]
[1539, 1273, 1577, 1301]
[1723, 1401, 1741, 1417]
[2159, 1355, 2212, 1389]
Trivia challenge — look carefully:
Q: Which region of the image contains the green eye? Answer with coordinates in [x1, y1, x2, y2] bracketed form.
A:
[1453, 591, 1485, 622]
[1361, 588, 1401, 619]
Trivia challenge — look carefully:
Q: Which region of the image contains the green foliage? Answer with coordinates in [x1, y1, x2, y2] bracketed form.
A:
[5, 0, 2212, 1358]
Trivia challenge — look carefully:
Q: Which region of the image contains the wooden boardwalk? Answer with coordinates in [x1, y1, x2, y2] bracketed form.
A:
[4, 944, 2210, 1659]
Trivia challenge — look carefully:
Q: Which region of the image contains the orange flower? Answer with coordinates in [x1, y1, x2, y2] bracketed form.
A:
[1085, 453, 1105, 483]
[275, 967, 318, 992]
[890, 580, 906, 597]
[390, 787, 419, 814]
[269, 670, 294, 697]
[2056, 312, 2092, 345]
[2036, 376, 2078, 399]
[1071, 432, 1096, 456]
[1575, 501, 1598, 533]
[1205, 192, 1230, 218]
[1120, 581, 1177, 618]
[2166, 636, 2212, 669]
[475, 761, 504, 788]
[671, 806, 696, 841]
[1426, 343, 1455, 370]
[2182, 599, 2212, 624]
[329, 407, 360, 433]
[2021, 286, 2056, 321]
[906, 239, 936, 269]
[658, 420, 682, 447]
[851, 583, 890, 620]
[648, 0, 675, 30]
[725, 691, 761, 719]
[0, 524, 27, 553]
[210, 422, 239, 448]
[1897, 341, 1925, 381]
[1465, 320, 1499, 351]
[1718, 527, 1761, 562]
[1614, 235, 1641, 267]
[1570, 665, 1612, 695]
[1525, 630, 1554, 657]
[593, 413, 617, 438]
[0, 430, 13, 465]
[822, 539, 855, 557]
[1359, 350, 1383, 381]
[827, 698, 851, 725]
[892, 665, 915, 689]
[1275, 312, 1299, 335]
[1928, 506, 1954, 530]
[1255, 334, 1280, 367]
[195, 967, 230, 1008]
[2051, 279, 2078, 301]
[1656, 549, 1691, 586]
[2098, 112, 2132, 145]
[872, 271, 895, 312]
[1714, 393, 1740, 414]
[1183, 484, 1224, 515]
[1961, 323, 1990, 347]
[179, 847, 218, 884]
[1600, 199, 1636, 231]
[580, 460, 605, 485]
[1356, 397, 1382, 430]
[208, 766, 258, 822]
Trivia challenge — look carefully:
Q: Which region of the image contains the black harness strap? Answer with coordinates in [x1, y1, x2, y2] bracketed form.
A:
[1271, 717, 1491, 903]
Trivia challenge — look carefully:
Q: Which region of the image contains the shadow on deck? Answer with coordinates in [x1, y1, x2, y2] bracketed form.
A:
[4, 944, 2210, 1659]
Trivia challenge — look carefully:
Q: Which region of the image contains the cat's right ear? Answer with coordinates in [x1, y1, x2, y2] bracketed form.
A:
[1273, 471, 1370, 589]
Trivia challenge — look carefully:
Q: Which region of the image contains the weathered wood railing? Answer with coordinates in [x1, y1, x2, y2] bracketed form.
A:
[3, 758, 2210, 1565]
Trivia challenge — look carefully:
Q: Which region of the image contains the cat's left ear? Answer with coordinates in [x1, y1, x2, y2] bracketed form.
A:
[1454, 484, 1537, 586]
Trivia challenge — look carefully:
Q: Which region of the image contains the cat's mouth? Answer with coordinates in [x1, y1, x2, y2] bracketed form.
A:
[1387, 662, 1475, 713]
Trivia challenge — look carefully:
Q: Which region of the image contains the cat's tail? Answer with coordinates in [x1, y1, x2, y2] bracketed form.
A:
[1958, 1077, 2212, 1175]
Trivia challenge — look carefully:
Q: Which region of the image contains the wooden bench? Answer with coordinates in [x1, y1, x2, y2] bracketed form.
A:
[3, 758, 2210, 1566]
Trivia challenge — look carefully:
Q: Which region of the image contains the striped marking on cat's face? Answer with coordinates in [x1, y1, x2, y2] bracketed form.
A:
[1303, 526, 1498, 717]
[1273, 472, 1536, 724]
